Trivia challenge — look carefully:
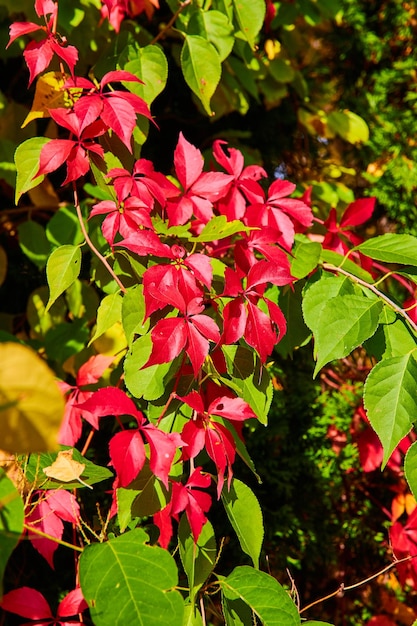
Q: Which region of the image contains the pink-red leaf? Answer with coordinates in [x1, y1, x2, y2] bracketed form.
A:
[57, 588, 88, 618]
[77, 387, 143, 426]
[109, 429, 146, 487]
[1, 587, 52, 620]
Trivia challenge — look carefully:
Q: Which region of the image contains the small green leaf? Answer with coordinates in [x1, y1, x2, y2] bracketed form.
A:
[187, 10, 234, 62]
[356, 233, 417, 266]
[221, 566, 300, 626]
[190, 216, 251, 242]
[179, 516, 217, 602]
[291, 238, 321, 279]
[46, 244, 82, 311]
[232, 0, 266, 48]
[14, 137, 49, 203]
[181, 35, 221, 115]
[79, 528, 184, 626]
[124, 335, 172, 401]
[0, 469, 24, 598]
[90, 293, 123, 345]
[364, 352, 417, 466]
[17, 220, 50, 269]
[328, 110, 369, 144]
[121, 44, 169, 105]
[312, 295, 382, 375]
[221, 478, 263, 568]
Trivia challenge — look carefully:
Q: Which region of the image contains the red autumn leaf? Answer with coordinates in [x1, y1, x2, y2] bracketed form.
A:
[109, 429, 146, 487]
[25, 494, 65, 567]
[322, 197, 376, 254]
[56, 588, 88, 618]
[0, 587, 53, 620]
[90, 196, 153, 247]
[117, 230, 173, 258]
[76, 386, 144, 426]
[109, 159, 179, 205]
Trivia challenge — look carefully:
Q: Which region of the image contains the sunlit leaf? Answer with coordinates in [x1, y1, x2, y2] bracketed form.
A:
[46, 244, 82, 311]
[0, 469, 24, 598]
[14, 137, 49, 203]
[181, 35, 221, 116]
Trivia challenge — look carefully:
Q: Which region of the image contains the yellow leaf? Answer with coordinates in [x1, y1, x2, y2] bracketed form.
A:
[0, 342, 64, 453]
[43, 449, 92, 489]
[22, 72, 80, 128]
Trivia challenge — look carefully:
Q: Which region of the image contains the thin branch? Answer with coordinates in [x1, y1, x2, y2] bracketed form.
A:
[299, 553, 417, 614]
[151, 0, 191, 44]
[323, 262, 417, 334]
[72, 184, 127, 294]
[24, 523, 83, 553]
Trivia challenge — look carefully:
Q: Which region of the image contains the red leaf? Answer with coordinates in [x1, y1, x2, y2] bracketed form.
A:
[247, 259, 294, 289]
[77, 387, 143, 427]
[1, 587, 52, 620]
[222, 298, 247, 345]
[76, 355, 114, 386]
[245, 301, 277, 363]
[109, 429, 146, 487]
[57, 588, 88, 618]
[145, 317, 187, 368]
[143, 426, 183, 488]
[101, 96, 138, 151]
[7, 22, 41, 48]
[174, 132, 204, 190]
[117, 230, 172, 257]
[340, 197, 376, 228]
[207, 396, 257, 421]
[46, 489, 80, 524]
[186, 321, 211, 376]
[26, 498, 63, 568]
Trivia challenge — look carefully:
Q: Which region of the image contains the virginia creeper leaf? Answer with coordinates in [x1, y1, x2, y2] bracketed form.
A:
[46, 244, 82, 311]
[221, 478, 263, 568]
[364, 352, 417, 466]
[179, 516, 217, 602]
[89, 292, 123, 345]
[0, 342, 64, 453]
[14, 136, 49, 203]
[302, 273, 355, 333]
[356, 234, 417, 266]
[221, 566, 300, 626]
[79, 528, 184, 626]
[181, 35, 221, 116]
[0, 470, 24, 598]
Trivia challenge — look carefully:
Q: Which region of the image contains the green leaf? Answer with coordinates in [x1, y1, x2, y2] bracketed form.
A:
[320, 249, 374, 282]
[0, 342, 64, 453]
[45, 319, 89, 363]
[183, 604, 204, 626]
[276, 282, 311, 358]
[0, 469, 24, 598]
[187, 10, 234, 62]
[181, 35, 221, 115]
[302, 273, 356, 333]
[25, 446, 113, 490]
[46, 244, 82, 311]
[327, 110, 369, 144]
[17, 220, 50, 269]
[356, 234, 417, 265]
[121, 44, 169, 105]
[364, 352, 417, 466]
[46, 205, 84, 248]
[79, 528, 184, 626]
[312, 294, 382, 375]
[405, 442, 417, 501]
[303, 622, 334, 625]
[14, 137, 49, 203]
[221, 478, 263, 568]
[232, 0, 266, 48]
[179, 516, 217, 602]
[90, 293, 123, 345]
[190, 216, 251, 242]
[291, 238, 322, 279]
[124, 335, 172, 401]
[221, 566, 300, 626]
[222, 345, 272, 424]
[122, 284, 149, 346]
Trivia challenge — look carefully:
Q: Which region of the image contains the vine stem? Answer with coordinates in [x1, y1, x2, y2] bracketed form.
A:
[151, 0, 191, 44]
[73, 184, 127, 294]
[322, 262, 417, 334]
[24, 523, 83, 553]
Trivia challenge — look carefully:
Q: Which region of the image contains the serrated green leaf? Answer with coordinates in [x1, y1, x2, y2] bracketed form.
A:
[90, 293, 123, 345]
[232, 0, 265, 48]
[46, 245, 82, 311]
[364, 352, 417, 466]
[221, 566, 300, 626]
[222, 345, 272, 424]
[121, 44, 168, 105]
[179, 516, 217, 602]
[187, 10, 234, 62]
[124, 335, 172, 400]
[356, 234, 417, 265]
[405, 441, 417, 501]
[79, 528, 184, 626]
[190, 216, 251, 242]
[221, 478, 263, 568]
[14, 137, 49, 203]
[291, 238, 321, 279]
[181, 35, 221, 115]
[302, 273, 356, 333]
[17, 220, 50, 269]
[312, 295, 382, 375]
[0, 469, 24, 598]
[24, 446, 113, 490]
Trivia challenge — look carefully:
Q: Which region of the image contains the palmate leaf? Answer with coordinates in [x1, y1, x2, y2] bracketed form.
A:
[79, 528, 184, 626]
[364, 352, 417, 467]
[220, 566, 300, 626]
[0, 470, 24, 598]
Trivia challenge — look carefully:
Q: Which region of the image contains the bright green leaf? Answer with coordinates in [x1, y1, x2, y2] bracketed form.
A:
[122, 284, 149, 346]
[190, 216, 251, 242]
[405, 442, 417, 501]
[79, 528, 184, 626]
[221, 566, 300, 625]
[90, 293, 123, 345]
[302, 273, 356, 334]
[312, 295, 382, 375]
[14, 137, 49, 203]
[232, 0, 266, 48]
[46, 205, 84, 248]
[121, 44, 169, 105]
[46, 244, 82, 311]
[364, 352, 417, 466]
[291, 238, 322, 279]
[356, 233, 417, 265]
[328, 110, 369, 144]
[187, 10, 234, 62]
[181, 35, 221, 115]
[179, 516, 217, 602]
[124, 335, 172, 400]
[221, 478, 263, 568]
[0, 469, 24, 598]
